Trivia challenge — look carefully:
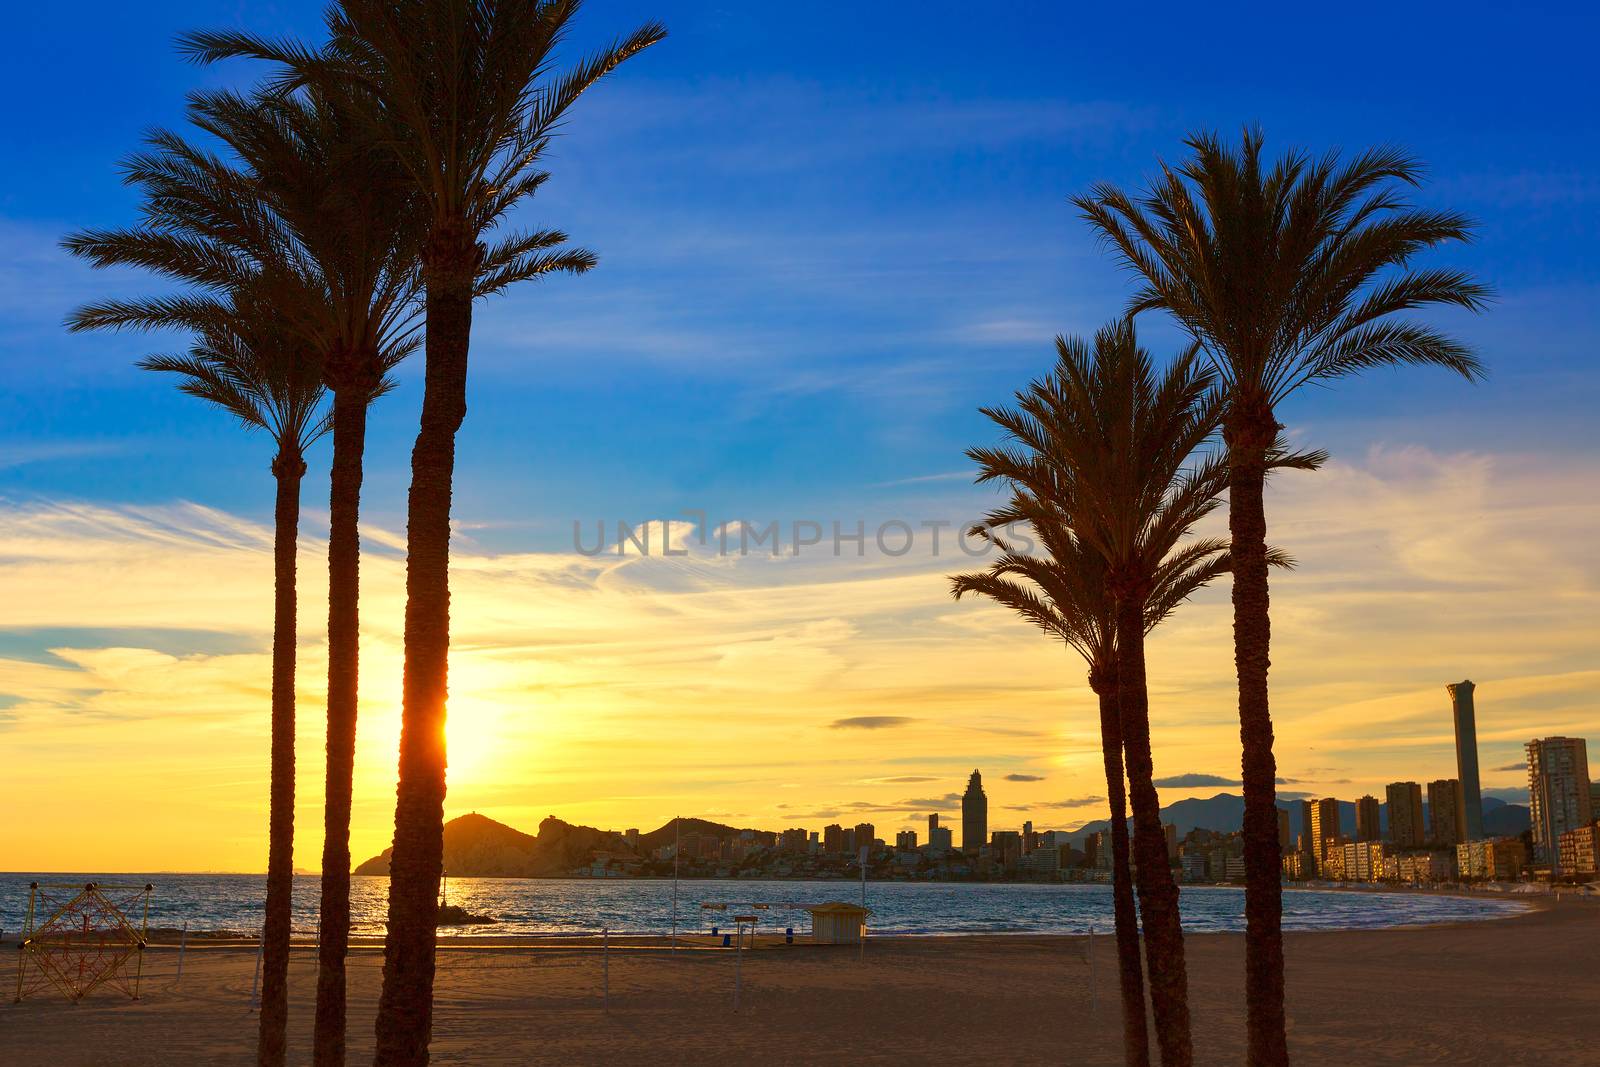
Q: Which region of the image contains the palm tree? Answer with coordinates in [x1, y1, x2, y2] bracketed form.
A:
[179, 86, 423, 1067]
[962, 322, 1230, 1065]
[951, 501, 1157, 1065]
[180, 5, 667, 1060]
[1074, 130, 1488, 1065]
[72, 299, 325, 1066]
[65, 85, 422, 1065]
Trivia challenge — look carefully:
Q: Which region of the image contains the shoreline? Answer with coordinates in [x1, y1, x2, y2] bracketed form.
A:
[5, 899, 1597, 1065]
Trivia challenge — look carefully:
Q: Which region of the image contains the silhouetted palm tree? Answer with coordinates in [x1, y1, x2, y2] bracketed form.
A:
[1074, 130, 1488, 1066]
[954, 496, 1202, 1067]
[181, 5, 667, 1060]
[962, 322, 1231, 1065]
[73, 297, 325, 1066]
[180, 86, 424, 1067]
[65, 84, 422, 1065]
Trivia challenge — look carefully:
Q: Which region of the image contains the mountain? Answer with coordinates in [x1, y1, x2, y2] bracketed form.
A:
[1063, 791, 1534, 847]
[353, 812, 762, 878]
[355, 812, 624, 878]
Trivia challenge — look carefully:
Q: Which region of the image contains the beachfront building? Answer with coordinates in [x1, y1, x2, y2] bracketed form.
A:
[1447, 680, 1486, 840]
[823, 824, 844, 854]
[1336, 840, 1386, 882]
[1277, 808, 1291, 851]
[1456, 837, 1526, 882]
[1310, 798, 1341, 860]
[1526, 737, 1593, 873]
[926, 824, 953, 853]
[1281, 850, 1314, 881]
[961, 770, 988, 853]
[990, 830, 1022, 871]
[1355, 795, 1381, 842]
[1018, 845, 1069, 878]
[896, 830, 918, 851]
[1386, 781, 1426, 848]
[1556, 824, 1599, 876]
[1390, 850, 1456, 884]
[1427, 779, 1464, 847]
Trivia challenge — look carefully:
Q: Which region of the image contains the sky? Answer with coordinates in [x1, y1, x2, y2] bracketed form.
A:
[2, 1, 1597, 872]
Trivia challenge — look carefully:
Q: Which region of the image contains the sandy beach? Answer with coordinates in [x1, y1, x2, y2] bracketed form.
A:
[3, 897, 1596, 1065]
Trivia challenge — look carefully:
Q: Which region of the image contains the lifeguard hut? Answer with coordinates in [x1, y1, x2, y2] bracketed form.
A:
[805, 901, 870, 944]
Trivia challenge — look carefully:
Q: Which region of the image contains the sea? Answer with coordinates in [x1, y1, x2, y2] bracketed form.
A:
[0, 874, 1526, 938]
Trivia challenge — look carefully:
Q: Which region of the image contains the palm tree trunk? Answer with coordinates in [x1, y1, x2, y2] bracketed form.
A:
[1115, 596, 1192, 1067]
[1094, 676, 1152, 1067]
[1227, 421, 1288, 1067]
[258, 449, 304, 1067]
[375, 230, 476, 1067]
[314, 388, 368, 1067]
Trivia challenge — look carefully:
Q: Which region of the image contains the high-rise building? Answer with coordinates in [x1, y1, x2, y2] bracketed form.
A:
[823, 823, 844, 854]
[1277, 808, 1291, 851]
[1023, 820, 1037, 854]
[895, 830, 918, 851]
[928, 813, 940, 840]
[1082, 831, 1102, 869]
[1163, 823, 1179, 862]
[1447, 680, 1485, 840]
[1310, 798, 1342, 862]
[961, 769, 988, 853]
[1355, 795, 1381, 842]
[927, 825, 953, 852]
[854, 822, 877, 850]
[1526, 737, 1593, 873]
[1386, 782, 1425, 848]
[1427, 779, 1463, 847]
[1296, 799, 1315, 854]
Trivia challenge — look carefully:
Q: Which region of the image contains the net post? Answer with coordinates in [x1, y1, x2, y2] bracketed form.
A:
[249, 923, 264, 1011]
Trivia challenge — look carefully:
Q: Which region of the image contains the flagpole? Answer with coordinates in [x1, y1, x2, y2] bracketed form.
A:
[672, 816, 680, 952]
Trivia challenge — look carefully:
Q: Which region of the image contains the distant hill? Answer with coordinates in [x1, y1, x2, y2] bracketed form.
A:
[354, 812, 776, 878]
[354, 812, 627, 878]
[1065, 792, 1530, 846]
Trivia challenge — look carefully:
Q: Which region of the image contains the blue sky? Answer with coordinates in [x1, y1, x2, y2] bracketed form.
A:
[4, 2, 1600, 867]
[5, 1, 1597, 550]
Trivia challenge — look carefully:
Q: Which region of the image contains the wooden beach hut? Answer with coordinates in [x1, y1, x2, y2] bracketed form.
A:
[806, 901, 870, 944]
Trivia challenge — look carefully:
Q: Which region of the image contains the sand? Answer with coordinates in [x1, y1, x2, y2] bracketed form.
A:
[4, 898, 1597, 1065]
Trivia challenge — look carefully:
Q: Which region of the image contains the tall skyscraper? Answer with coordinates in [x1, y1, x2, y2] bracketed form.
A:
[1276, 807, 1291, 851]
[928, 813, 940, 838]
[961, 769, 988, 853]
[1427, 779, 1463, 846]
[1355, 795, 1381, 842]
[1527, 737, 1593, 873]
[1386, 781, 1425, 848]
[1296, 799, 1315, 854]
[1448, 680, 1485, 840]
[1310, 798, 1342, 862]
